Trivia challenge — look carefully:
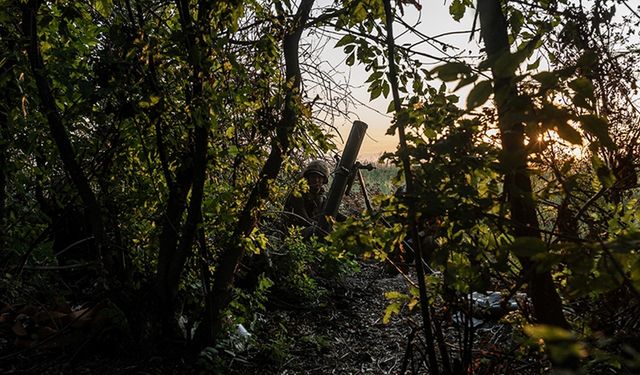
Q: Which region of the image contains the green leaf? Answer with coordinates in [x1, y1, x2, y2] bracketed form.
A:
[449, 0, 466, 21]
[573, 94, 593, 110]
[533, 71, 558, 90]
[423, 127, 437, 138]
[577, 50, 598, 69]
[524, 324, 574, 341]
[385, 291, 409, 300]
[225, 126, 235, 139]
[570, 78, 595, 109]
[351, 3, 368, 24]
[591, 154, 615, 188]
[569, 77, 595, 100]
[335, 34, 356, 48]
[94, 0, 113, 18]
[432, 62, 471, 82]
[387, 100, 395, 113]
[228, 145, 239, 157]
[138, 95, 161, 108]
[510, 9, 524, 37]
[381, 80, 390, 98]
[466, 80, 493, 109]
[579, 115, 616, 149]
[555, 122, 582, 145]
[524, 325, 587, 363]
[453, 74, 478, 91]
[526, 57, 540, 71]
[383, 301, 401, 324]
[346, 53, 355, 66]
[370, 85, 382, 100]
[365, 71, 383, 83]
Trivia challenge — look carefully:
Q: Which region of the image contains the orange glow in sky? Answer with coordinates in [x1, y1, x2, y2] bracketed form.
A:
[315, 1, 479, 161]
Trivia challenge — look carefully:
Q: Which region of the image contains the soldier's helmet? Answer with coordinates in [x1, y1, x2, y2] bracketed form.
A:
[302, 160, 330, 184]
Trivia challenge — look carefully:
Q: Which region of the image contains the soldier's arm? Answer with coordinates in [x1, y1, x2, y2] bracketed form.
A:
[284, 194, 312, 226]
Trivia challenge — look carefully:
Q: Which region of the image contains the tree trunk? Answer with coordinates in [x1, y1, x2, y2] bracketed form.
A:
[154, 0, 215, 338]
[195, 0, 316, 348]
[0, 26, 15, 255]
[155, 162, 193, 334]
[477, 0, 570, 329]
[21, 0, 112, 274]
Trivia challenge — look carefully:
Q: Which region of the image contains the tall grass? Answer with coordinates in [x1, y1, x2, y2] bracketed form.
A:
[359, 164, 400, 196]
[339, 164, 400, 214]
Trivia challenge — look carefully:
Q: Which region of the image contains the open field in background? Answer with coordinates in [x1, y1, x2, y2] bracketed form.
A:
[359, 164, 400, 196]
[340, 164, 400, 214]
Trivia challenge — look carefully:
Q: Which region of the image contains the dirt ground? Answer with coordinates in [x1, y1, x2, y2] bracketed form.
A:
[0, 261, 429, 374]
[1, 260, 533, 375]
[225, 260, 539, 375]
[233, 261, 421, 375]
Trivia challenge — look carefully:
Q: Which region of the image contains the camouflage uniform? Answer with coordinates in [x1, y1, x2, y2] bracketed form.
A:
[283, 160, 330, 227]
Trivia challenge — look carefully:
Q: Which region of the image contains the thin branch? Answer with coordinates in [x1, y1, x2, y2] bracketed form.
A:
[620, 0, 640, 20]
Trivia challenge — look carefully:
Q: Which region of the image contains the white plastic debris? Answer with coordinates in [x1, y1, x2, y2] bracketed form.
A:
[453, 291, 528, 328]
[232, 323, 252, 351]
[236, 323, 251, 339]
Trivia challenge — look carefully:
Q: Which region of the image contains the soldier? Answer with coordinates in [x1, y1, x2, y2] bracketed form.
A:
[283, 160, 330, 227]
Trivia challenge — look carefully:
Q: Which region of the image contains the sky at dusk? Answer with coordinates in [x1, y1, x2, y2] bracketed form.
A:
[314, 1, 638, 162]
[313, 1, 479, 161]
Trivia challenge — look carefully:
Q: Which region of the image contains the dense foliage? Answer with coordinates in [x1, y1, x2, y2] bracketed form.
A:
[1, 0, 639, 373]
